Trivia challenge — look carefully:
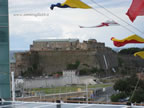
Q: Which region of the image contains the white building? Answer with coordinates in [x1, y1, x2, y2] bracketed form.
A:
[63, 70, 79, 85]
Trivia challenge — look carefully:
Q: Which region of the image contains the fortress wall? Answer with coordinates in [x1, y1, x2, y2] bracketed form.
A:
[15, 47, 144, 78]
[37, 50, 101, 74]
[35, 48, 118, 74]
[15, 52, 31, 76]
[15, 48, 119, 76]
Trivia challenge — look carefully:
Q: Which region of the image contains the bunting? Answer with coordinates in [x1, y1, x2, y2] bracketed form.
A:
[79, 20, 119, 28]
[50, 0, 91, 10]
[126, 0, 144, 22]
[111, 34, 144, 47]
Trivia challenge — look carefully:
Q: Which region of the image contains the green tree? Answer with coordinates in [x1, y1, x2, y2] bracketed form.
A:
[111, 92, 127, 102]
[114, 79, 129, 93]
[111, 74, 144, 103]
[119, 48, 144, 55]
[79, 68, 90, 75]
[66, 60, 80, 70]
[131, 88, 144, 103]
[90, 67, 98, 74]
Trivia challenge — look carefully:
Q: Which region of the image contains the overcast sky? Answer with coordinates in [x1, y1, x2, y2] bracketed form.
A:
[9, 0, 144, 50]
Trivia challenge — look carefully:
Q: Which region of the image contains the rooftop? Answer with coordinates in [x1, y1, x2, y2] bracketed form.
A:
[34, 39, 79, 42]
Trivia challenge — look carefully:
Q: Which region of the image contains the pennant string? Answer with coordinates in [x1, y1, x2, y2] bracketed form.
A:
[86, 1, 136, 34]
[90, 0, 144, 34]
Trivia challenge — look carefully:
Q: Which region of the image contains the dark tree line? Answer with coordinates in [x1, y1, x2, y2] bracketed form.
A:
[118, 48, 144, 55]
[111, 74, 144, 103]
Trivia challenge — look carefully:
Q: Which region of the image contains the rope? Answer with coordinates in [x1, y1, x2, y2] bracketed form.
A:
[90, 6, 136, 34]
[90, 0, 144, 35]
[84, 1, 143, 102]
[129, 77, 140, 102]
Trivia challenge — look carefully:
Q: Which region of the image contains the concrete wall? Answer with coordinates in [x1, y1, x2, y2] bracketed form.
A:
[23, 77, 78, 88]
[20, 76, 97, 88]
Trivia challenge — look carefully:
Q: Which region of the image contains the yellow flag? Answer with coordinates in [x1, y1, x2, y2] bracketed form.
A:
[61, 0, 91, 9]
[50, 0, 91, 10]
[134, 51, 144, 59]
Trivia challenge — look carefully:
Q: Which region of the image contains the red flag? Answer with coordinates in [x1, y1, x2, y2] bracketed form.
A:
[79, 20, 119, 28]
[126, 0, 144, 22]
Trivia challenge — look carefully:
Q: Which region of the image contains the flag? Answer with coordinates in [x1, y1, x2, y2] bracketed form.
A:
[50, 0, 91, 10]
[126, 0, 144, 22]
[111, 34, 144, 47]
[134, 51, 144, 59]
[79, 20, 119, 28]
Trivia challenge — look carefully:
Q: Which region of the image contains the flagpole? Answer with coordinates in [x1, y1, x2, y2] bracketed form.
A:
[11, 72, 15, 102]
[86, 82, 88, 104]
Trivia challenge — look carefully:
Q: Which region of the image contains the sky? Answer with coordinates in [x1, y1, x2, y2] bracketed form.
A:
[9, 0, 144, 50]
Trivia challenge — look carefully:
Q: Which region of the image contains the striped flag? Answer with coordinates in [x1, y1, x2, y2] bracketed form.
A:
[126, 0, 144, 22]
[111, 34, 144, 47]
[134, 51, 144, 59]
[79, 20, 119, 28]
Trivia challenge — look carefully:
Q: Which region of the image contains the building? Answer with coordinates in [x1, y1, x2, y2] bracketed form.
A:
[30, 39, 79, 51]
[30, 39, 105, 51]
[63, 70, 79, 85]
[15, 38, 144, 78]
[15, 38, 119, 77]
[0, 0, 11, 99]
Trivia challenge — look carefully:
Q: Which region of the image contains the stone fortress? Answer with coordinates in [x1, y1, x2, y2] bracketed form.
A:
[30, 39, 105, 51]
[14, 38, 144, 77]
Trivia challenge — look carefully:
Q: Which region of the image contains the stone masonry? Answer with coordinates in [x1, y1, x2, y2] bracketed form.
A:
[15, 38, 144, 77]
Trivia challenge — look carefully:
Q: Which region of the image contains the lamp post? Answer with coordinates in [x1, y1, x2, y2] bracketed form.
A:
[86, 82, 88, 104]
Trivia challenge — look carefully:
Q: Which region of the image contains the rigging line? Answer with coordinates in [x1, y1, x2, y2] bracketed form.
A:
[89, 4, 136, 34]
[71, 0, 135, 34]
[90, 0, 144, 34]
[72, 0, 93, 36]
[129, 76, 140, 102]
[91, 7, 142, 52]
